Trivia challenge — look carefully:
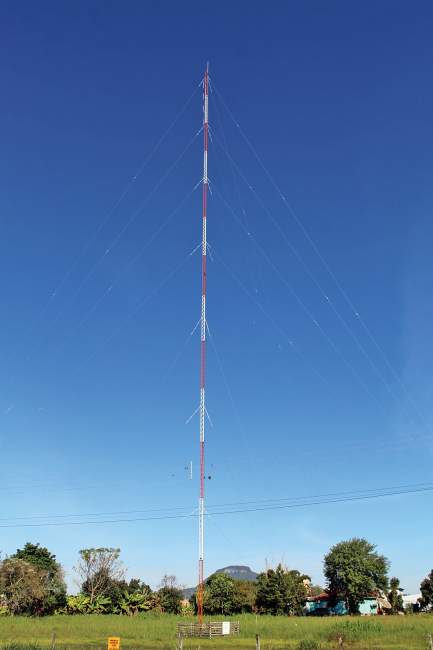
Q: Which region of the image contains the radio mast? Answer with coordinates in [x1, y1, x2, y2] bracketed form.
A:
[197, 63, 209, 624]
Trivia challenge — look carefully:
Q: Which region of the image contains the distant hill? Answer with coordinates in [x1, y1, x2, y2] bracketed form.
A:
[182, 565, 258, 599]
[214, 565, 259, 582]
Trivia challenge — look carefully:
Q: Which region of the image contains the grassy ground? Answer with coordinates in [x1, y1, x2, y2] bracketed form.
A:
[0, 614, 432, 650]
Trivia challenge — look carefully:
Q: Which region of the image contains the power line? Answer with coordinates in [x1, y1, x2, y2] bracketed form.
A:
[209, 481, 433, 510]
[0, 481, 431, 528]
[0, 503, 195, 523]
[4, 480, 433, 519]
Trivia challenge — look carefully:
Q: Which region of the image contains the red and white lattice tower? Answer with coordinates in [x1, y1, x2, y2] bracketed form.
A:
[197, 63, 209, 624]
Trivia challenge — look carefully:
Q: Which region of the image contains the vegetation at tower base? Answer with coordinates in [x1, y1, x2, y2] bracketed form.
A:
[419, 569, 433, 611]
[324, 538, 389, 615]
[255, 564, 310, 615]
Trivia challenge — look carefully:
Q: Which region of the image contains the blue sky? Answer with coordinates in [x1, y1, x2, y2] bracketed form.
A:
[0, 1, 432, 594]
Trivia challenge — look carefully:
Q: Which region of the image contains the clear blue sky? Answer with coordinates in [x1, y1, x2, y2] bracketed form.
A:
[0, 1, 432, 594]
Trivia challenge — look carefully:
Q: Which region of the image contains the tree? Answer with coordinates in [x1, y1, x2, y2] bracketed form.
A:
[309, 585, 325, 597]
[86, 574, 130, 612]
[201, 574, 257, 614]
[75, 548, 124, 603]
[388, 577, 403, 614]
[11, 542, 66, 613]
[256, 564, 310, 615]
[126, 578, 151, 594]
[232, 579, 258, 613]
[419, 569, 433, 611]
[324, 538, 389, 614]
[13, 542, 57, 573]
[157, 575, 183, 614]
[204, 573, 236, 615]
[0, 558, 47, 615]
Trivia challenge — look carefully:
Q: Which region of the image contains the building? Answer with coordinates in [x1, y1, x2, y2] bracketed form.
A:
[402, 593, 421, 608]
[304, 592, 391, 616]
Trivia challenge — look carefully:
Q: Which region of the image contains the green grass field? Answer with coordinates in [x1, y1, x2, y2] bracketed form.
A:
[0, 614, 432, 650]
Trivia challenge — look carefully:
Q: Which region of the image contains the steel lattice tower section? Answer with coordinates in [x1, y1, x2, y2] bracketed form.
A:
[197, 64, 209, 624]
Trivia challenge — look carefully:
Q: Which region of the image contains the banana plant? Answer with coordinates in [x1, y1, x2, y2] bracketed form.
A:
[118, 591, 153, 616]
[67, 594, 91, 614]
[88, 595, 112, 614]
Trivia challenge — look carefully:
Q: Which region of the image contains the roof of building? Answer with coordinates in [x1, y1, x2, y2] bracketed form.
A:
[307, 591, 391, 606]
[402, 593, 421, 604]
[377, 596, 392, 610]
[307, 593, 329, 602]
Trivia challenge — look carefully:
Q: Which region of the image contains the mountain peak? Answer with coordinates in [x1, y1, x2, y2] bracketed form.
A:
[214, 565, 259, 581]
[182, 565, 259, 598]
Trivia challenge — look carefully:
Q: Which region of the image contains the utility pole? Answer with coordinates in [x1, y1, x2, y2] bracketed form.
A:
[197, 62, 209, 625]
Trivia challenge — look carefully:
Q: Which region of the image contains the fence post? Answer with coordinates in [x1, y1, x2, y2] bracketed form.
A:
[427, 633, 433, 650]
[255, 633, 260, 650]
[51, 631, 56, 650]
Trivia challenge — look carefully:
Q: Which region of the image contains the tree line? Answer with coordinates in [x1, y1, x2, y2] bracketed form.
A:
[0, 538, 432, 617]
[0, 545, 186, 616]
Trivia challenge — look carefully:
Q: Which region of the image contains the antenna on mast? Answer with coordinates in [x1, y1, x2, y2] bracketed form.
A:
[197, 62, 209, 624]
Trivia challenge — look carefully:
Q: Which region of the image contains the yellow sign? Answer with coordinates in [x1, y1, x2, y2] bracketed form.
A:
[108, 637, 120, 650]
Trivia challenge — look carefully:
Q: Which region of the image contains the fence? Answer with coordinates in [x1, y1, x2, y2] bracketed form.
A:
[177, 621, 240, 638]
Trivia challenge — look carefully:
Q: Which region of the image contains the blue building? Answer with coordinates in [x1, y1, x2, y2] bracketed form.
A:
[304, 592, 391, 616]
